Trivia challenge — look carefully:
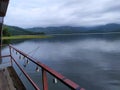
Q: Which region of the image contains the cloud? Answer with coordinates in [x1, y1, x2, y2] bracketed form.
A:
[4, 0, 120, 28]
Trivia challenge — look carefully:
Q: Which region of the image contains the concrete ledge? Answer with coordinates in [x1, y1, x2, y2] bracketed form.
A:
[7, 66, 26, 90]
[0, 66, 26, 90]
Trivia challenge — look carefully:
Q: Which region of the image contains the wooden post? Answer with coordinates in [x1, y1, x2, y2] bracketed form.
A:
[0, 23, 3, 45]
[0, 18, 3, 63]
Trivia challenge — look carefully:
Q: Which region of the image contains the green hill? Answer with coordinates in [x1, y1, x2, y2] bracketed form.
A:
[27, 23, 120, 34]
[3, 25, 45, 36]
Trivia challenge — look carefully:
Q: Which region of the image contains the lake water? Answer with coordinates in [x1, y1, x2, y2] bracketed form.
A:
[1, 34, 120, 90]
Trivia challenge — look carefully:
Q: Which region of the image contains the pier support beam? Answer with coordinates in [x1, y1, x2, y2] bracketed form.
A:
[0, 0, 10, 45]
[0, 0, 9, 62]
[0, 17, 3, 46]
[0, 18, 3, 63]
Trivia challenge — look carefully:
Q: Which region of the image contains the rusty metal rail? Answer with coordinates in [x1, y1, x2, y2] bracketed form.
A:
[5, 44, 85, 90]
[11, 56, 40, 90]
[0, 55, 10, 58]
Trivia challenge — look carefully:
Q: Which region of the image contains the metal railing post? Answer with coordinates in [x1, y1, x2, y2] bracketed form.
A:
[42, 69, 48, 90]
[9, 45, 13, 66]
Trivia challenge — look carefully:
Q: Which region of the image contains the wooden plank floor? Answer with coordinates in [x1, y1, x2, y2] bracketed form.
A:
[0, 66, 26, 90]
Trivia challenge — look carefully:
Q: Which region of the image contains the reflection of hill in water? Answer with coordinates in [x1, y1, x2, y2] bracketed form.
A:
[3, 39, 30, 45]
[4, 33, 120, 45]
[43, 34, 120, 42]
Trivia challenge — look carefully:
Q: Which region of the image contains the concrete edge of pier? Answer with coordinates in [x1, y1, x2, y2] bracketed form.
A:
[0, 66, 26, 90]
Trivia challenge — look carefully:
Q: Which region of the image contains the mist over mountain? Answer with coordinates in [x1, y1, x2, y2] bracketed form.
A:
[4, 23, 120, 35]
[26, 23, 120, 34]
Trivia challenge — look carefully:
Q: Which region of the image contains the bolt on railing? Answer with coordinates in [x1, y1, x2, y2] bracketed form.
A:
[8, 44, 85, 90]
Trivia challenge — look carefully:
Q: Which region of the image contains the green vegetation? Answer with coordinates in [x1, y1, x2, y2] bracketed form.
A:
[3, 25, 33, 35]
[2, 25, 49, 43]
[3, 25, 45, 35]
[2, 35, 52, 40]
[2, 25, 48, 41]
[3, 27, 11, 36]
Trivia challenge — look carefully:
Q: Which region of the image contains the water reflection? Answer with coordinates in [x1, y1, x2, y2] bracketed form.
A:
[2, 35, 120, 90]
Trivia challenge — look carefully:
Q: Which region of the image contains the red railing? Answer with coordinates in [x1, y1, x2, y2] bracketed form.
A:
[2, 44, 85, 90]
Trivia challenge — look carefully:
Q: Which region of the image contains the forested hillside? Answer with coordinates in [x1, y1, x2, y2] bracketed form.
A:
[3, 25, 44, 35]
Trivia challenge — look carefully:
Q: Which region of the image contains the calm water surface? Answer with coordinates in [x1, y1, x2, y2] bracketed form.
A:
[2, 34, 120, 90]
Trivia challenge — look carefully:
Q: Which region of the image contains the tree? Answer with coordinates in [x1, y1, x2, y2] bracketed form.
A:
[3, 27, 11, 36]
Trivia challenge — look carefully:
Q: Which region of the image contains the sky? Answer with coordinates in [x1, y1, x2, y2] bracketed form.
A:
[4, 0, 120, 28]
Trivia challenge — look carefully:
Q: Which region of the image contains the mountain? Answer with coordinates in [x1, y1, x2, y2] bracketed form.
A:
[3, 25, 45, 35]
[27, 26, 91, 34]
[26, 23, 120, 34]
[88, 23, 120, 33]
[4, 23, 120, 36]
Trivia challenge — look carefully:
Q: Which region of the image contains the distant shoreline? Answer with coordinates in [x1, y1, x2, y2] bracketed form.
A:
[2, 35, 52, 40]
[2, 32, 120, 40]
[49, 32, 120, 36]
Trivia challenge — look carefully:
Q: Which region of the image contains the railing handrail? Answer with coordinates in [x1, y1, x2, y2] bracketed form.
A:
[9, 44, 85, 90]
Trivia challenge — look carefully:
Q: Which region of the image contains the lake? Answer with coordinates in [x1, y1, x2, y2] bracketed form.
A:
[1, 34, 120, 90]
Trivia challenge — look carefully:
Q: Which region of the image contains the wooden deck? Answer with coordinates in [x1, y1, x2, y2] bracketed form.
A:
[0, 66, 26, 90]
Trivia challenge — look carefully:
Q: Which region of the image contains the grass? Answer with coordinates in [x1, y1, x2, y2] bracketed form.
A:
[2, 35, 53, 40]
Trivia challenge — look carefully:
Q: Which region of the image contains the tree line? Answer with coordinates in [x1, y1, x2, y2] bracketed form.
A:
[2, 27, 11, 36]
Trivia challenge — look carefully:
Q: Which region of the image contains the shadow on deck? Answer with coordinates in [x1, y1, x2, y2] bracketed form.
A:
[0, 66, 26, 90]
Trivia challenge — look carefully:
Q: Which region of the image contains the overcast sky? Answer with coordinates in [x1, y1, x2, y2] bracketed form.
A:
[4, 0, 120, 28]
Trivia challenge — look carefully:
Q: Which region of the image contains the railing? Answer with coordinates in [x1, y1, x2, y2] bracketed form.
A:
[1, 44, 85, 90]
